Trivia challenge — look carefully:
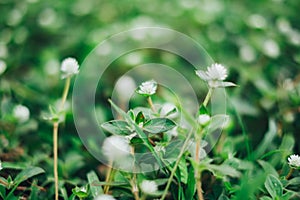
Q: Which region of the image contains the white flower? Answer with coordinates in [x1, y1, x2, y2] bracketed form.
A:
[0, 60, 7, 75]
[288, 154, 300, 168]
[195, 63, 236, 88]
[60, 57, 79, 79]
[140, 180, 158, 195]
[13, 105, 30, 123]
[198, 114, 211, 125]
[0, 160, 2, 171]
[94, 194, 116, 200]
[136, 80, 157, 96]
[102, 135, 131, 161]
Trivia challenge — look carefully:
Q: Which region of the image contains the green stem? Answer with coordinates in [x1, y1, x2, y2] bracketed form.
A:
[104, 160, 113, 194]
[286, 168, 294, 180]
[203, 88, 213, 107]
[53, 77, 71, 200]
[195, 136, 204, 200]
[147, 96, 156, 112]
[195, 88, 213, 200]
[160, 129, 193, 200]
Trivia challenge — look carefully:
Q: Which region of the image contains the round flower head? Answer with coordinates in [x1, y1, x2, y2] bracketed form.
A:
[136, 80, 157, 96]
[94, 194, 116, 200]
[288, 154, 300, 168]
[140, 180, 158, 195]
[102, 135, 131, 162]
[195, 63, 236, 88]
[198, 114, 211, 125]
[0, 60, 7, 75]
[13, 105, 30, 123]
[60, 57, 79, 79]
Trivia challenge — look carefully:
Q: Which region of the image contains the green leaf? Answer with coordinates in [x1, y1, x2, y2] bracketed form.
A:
[143, 118, 176, 134]
[108, 99, 165, 170]
[1, 162, 27, 170]
[14, 167, 45, 184]
[254, 119, 277, 159]
[178, 157, 188, 184]
[185, 166, 196, 200]
[287, 177, 300, 186]
[72, 186, 88, 198]
[207, 163, 241, 178]
[135, 111, 145, 124]
[130, 137, 143, 145]
[101, 120, 132, 135]
[259, 196, 273, 200]
[264, 174, 283, 199]
[87, 171, 103, 197]
[199, 104, 208, 115]
[258, 160, 278, 177]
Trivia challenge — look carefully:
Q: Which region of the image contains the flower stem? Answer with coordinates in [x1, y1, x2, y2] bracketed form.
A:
[160, 129, 193, 200]
[195, 136, 204, 200]
[203, 88, 213, 107]
[130, 146, 140, 200]
[194, 89, 213, 200]
[104, 160, 113, 194]
[53, 77, 71, 200]
[53, 122, 59, 200]
[286, 168, 294, 179]
[147, 96, 156, 112]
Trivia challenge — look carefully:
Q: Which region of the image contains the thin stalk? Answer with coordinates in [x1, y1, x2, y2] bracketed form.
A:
[195, 136, 204, 200]
[53, 122, 59, 200]
[130, 146, 140, 200]
[203, 88, 213, 107]
[194, 89, 213, 200]
[160, 129, 193, 200]
[131, 178, 140, 200]
[104, 160, 113, 194]
[147, 96, 156, 112]
[53, 77, 71, 200]
[286, 168, 294, 180]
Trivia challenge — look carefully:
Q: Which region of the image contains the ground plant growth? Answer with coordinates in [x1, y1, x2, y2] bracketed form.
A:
[0, 0, 300, 199]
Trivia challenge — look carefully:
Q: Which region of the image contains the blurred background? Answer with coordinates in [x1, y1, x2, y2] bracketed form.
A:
[0, 0, 300, 197]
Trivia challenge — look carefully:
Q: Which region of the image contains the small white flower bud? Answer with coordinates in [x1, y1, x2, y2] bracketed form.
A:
[198, 114, 211, 125]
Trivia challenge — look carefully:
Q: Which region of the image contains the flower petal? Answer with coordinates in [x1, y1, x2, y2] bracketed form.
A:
[195, 70, 211, 80]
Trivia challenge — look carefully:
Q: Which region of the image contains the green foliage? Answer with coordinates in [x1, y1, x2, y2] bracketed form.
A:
[1, 0, 300, 199]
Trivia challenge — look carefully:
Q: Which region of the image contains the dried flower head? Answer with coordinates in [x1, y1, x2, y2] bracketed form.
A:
[60, 57, 79, 79]
[195, 63, 236, 88]
[288, 154, 300, 168]
[136, 80, 157, 96]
